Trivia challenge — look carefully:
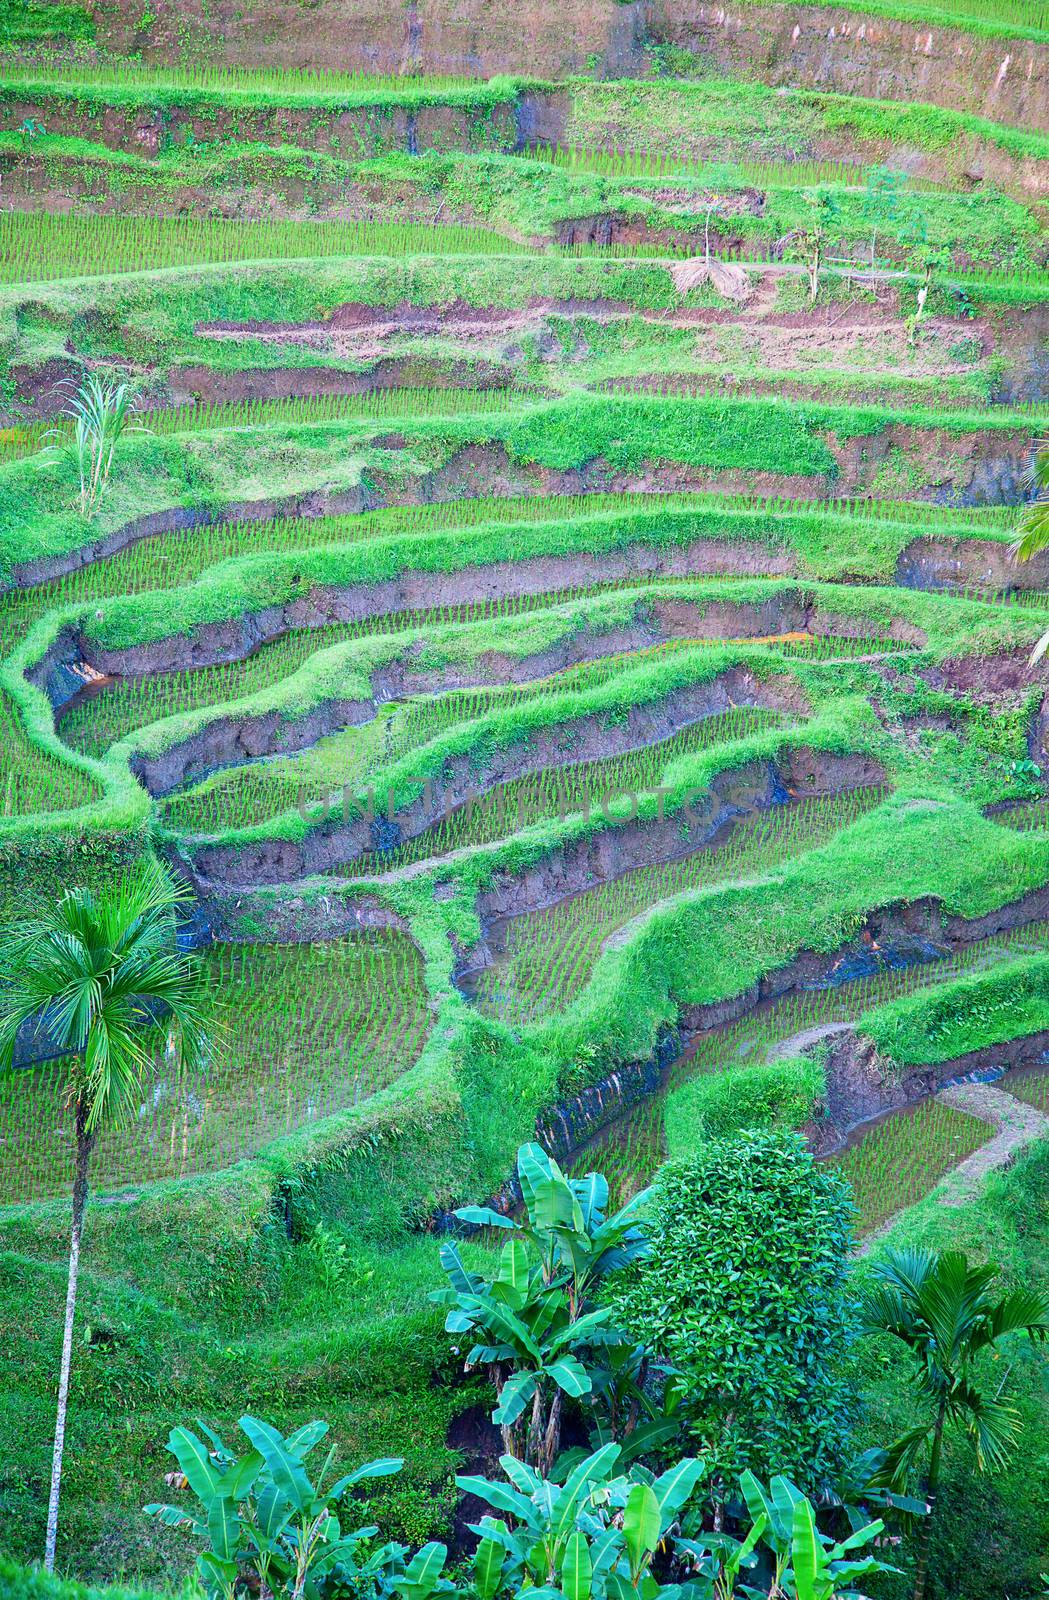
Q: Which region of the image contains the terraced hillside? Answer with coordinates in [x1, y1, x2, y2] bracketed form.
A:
[2, 21, 1049, 1596]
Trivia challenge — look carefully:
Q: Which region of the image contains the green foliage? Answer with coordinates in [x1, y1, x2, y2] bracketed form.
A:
[862, 1248, 1049, 1600]
[611, 1132, 856, 1497]
[857, 954, 1049, 1066]
[146, 1414, 403, 1600]
[432, 1144, 654, 1472]
[663, 1056, 824, 1156]
[458, 1444, 707, 1599]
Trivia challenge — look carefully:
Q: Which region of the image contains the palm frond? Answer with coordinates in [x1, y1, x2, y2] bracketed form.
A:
[0, 859, 209, 1127]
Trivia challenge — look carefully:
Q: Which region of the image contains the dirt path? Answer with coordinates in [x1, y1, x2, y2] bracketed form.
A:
[766, 1021, 854, 1060]
[933, 1081, 1049, 1208]
[858, 1080, 1049, 1254]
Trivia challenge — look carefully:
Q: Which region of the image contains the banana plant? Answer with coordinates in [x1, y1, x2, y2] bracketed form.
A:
[458, 1441, 707, 1600]
[737, 1473, 804, 1596]
[145, 1415, 404, 1600]
[677, 1519, 767, 1600]
[777, 1498, 894, 1600]
[432, 1146, 652, 1471]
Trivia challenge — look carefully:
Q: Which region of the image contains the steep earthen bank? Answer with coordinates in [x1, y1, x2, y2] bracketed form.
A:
[175, 672, 814, 887]
[644, 3, 1049, 167]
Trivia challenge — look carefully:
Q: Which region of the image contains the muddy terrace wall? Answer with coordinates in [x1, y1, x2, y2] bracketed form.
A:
[84, 0, 649, 79]
[0, 89, 520, 158]
[645, 2, 1049, 132]
[175, 675, 815, 887]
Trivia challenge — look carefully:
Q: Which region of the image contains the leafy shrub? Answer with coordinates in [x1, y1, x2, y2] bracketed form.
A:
[664, 1056, 825, 1156]
[611, 1130, 857, 1499]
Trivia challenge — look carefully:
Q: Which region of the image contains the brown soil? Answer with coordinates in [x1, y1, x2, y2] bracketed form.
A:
[128, 612, 815, 796]
[177, 669, 810, 887]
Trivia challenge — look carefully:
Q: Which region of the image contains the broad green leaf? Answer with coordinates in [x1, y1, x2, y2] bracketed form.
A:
[500, 1454, 542, 1495]
[562, 1529, 593, 1600]
[206, 1496, 241, 1562]
[830, 1518, 885, 1558]
[571, 1171, 609, 1230]
[239, 1415, 311, 1512]
[167, 1426, 221, 1507]
[494, 1369, 538, 1425]
[497, 1237, 531, 1294]
[731, 1513, 767, 1573]
[768, 1476, 804, 1544]
[396, 1540, 448, 1600]
[455, 1473, 534, 1522]
[255, 1481, 294, 1542]
[624, 1482, 661, 1578]
[284, 1420, 329, 1458]
[330, 1458, 403, 1496]
[547, 1355, 592, 1398]
[790, 1499, 824, 1600]
[739, 1471, 773, 1533]
[437, 1240, 480, 1293]
[196, 1551, 237, 1597]
[454, 1206, 515, 1230]
[548, 1308, 610, 1355]
[474, 1536, 504, 1600]
[650, 1458, 704, 1522]
[464, 1294, 543, 1364]
[517, 1143, 554, 1216]
[144, 1503, 194, 1529]
[218, 1450, 263, 1504]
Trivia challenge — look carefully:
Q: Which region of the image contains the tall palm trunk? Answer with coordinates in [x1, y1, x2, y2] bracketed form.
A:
[44, 1097, 93, 1574]
[912, 1395, 947, 1600]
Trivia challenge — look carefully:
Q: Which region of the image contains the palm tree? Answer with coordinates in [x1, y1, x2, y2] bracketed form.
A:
[0, 860, 208, 1574]
[863, 1247, 1049, 1600]
[1012, 445, 1049, 664]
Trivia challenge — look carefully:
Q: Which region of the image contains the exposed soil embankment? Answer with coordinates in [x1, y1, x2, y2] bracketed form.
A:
[161, 357, 520, 408]
[0, 92, 518, 160]
[897, 535, 1049, 592]
[808, 1023, 1049, 1155]
[177, 670, 811, 887]
[680, 881, 1049, 1038]
[122, 605, 816, 796]
[57, 575, 919, 696]
[459, 748, 885, 966]
[6, 445, 816, 593]
[644, 5, 1049, 179]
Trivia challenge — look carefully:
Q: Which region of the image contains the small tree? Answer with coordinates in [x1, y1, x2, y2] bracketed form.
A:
[861, 164, 906, 269]
[863, 1247, 1049, 1600]
[797, 187, 840, 305]
[432, 1144, 654, 1473]
[46, 373, 145, 520]
[610, 1131, 857, 1508]
[0, 860, 208, 1573]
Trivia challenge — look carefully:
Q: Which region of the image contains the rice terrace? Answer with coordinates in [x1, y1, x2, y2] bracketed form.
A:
[4, 2, 1049, 1599]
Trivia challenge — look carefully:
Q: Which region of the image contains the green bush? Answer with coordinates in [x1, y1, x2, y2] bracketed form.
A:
[664, 1056, 824, 1156]
[611, 1130, 856, 1498]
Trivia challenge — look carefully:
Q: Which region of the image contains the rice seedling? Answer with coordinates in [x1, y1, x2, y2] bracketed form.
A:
[0, 931, 431, 1204]
[0, 690, 98, 816]
[1001, 1065, 1049, 1111]
[566, 922, 1049, 1211]
[989, 798, 1049, 832]
[342, 706, 790, 875]
[0, 62, 488, 95]
[0, 211, 534, 285]
[604, 373, 1049, 425]
[525, 142, 940, 192]
[0, 388, 539, 461]
[826, 1097, 993, 1235]
[470, 786, 889, 1023]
